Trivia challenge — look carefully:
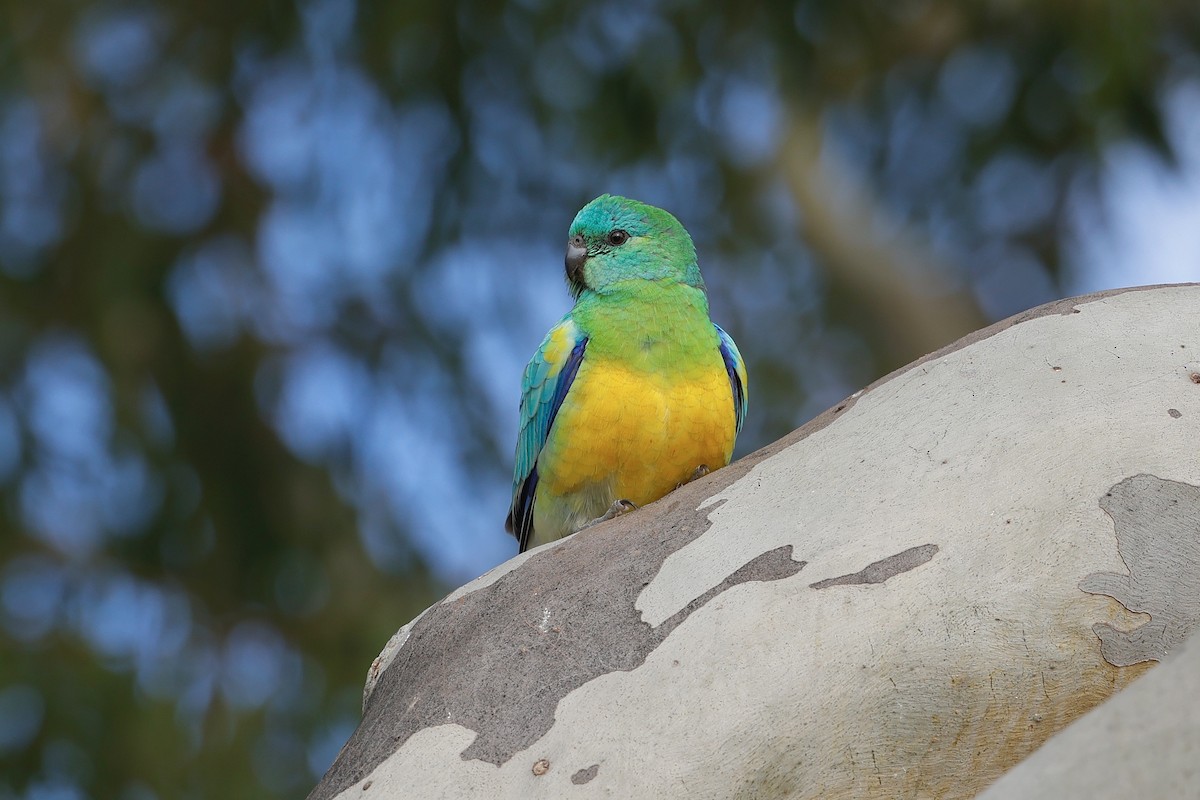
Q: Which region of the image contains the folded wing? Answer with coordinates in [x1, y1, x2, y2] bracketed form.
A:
[715, 323, 748, 435]
[506, 317, 589, 551]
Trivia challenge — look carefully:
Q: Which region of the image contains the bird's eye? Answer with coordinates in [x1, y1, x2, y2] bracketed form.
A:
[607, 229, 629, 246]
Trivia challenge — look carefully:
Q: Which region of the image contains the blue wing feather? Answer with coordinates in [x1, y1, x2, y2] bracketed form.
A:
[715, 323, 748, 435]
[506, 317, 588, 551]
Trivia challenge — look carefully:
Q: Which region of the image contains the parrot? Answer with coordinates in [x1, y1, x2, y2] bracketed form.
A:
[505, 194, 748, 553]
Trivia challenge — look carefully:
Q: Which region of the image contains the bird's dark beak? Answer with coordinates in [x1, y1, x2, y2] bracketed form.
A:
[565, 235, 587, 287]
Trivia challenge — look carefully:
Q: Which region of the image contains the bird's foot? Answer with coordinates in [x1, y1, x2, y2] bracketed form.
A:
[676, 464, 711, 489]
[580, 499, 637, 529]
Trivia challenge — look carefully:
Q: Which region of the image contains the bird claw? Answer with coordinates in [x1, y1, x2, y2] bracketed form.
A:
[581, 499, 638, 529]
[599, 498, 637, 521]
[676, 464, 710, 489]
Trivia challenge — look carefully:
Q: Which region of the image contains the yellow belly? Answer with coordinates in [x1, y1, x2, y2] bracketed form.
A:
[533, 355, 735, 541]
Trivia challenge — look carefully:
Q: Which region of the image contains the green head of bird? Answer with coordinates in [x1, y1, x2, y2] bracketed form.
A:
[564, 195, 705, 299]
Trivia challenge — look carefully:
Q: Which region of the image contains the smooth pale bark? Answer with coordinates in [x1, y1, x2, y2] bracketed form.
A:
[311, 285, 1200, 800]
[979, 627, 1200, 799]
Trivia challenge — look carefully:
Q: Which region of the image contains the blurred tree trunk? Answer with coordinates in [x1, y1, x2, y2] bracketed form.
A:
[778, 109, 989, 367]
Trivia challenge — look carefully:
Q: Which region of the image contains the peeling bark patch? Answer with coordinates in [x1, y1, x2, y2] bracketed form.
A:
[1080, 474, 1200, 666]
[308, 504, 804, 800]
[810, 544, 939, 589]
[571, 764, 599, 785]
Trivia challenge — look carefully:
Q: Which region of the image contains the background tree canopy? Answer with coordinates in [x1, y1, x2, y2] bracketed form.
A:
[1, 1, 1198, 798]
